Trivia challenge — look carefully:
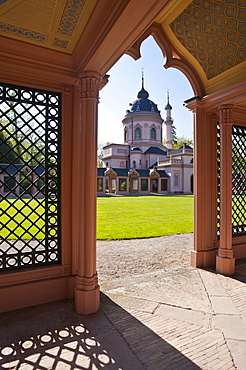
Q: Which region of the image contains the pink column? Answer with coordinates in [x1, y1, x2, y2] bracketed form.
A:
[188, 98, 218, 267]
[74, 71, 100, 314]
[216, 105, 235, 275]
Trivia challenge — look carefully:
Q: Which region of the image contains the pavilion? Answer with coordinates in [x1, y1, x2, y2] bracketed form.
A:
[0, 0, 246, 315]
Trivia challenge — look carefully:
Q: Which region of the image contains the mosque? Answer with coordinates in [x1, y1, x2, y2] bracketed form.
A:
[97, 79, 193, 195]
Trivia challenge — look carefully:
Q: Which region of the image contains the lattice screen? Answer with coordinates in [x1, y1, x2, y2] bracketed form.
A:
[232, 125, 246, 236]
[0, 83, 61, 271]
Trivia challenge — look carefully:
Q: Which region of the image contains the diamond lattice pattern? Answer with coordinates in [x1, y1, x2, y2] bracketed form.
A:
[0, 83, 61, 271]
[232, 125, 246, 236]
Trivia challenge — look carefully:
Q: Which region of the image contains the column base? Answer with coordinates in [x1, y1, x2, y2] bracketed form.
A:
[75, 274, 100, 315]
[216, 255, 235, 275]
[190, 249, 217, 267]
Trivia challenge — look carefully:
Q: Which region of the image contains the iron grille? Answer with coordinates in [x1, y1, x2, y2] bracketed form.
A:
[0, 82, 61, 271]
[232, 125, 246, 236]
[217, 123, 220, 237]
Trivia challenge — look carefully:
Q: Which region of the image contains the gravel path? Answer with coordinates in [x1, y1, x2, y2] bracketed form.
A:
[97, 233, 193, 283]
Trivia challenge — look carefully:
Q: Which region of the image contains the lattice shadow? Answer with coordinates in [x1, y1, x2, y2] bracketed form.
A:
[0, 297, 200, 369]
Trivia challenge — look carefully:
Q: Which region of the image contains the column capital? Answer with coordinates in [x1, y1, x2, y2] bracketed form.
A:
[218, 104, 234, 125]
[184, 96, 202, 113]
[79, 71, 101, 101]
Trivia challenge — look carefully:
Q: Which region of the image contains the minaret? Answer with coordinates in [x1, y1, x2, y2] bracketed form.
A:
[165, 91, 173, 149]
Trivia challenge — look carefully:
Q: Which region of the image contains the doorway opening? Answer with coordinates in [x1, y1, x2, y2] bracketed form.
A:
[97, 35, 194, 283]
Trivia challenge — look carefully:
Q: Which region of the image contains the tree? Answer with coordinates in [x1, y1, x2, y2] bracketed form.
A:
[0, 131, 19, 163]
[1, 100, 45, 166]
[172, 136, 193, 149]
[163, 135, 193, 149]
[172, 125, 177, 145]
[97, 141, 110, 167]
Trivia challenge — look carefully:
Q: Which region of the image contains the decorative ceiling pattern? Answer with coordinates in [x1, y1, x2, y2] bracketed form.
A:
[0, 0, 96, 52]
[57, 0, 86, 36]
[170, 0, 246, 79]
[0, 22, 46, 43]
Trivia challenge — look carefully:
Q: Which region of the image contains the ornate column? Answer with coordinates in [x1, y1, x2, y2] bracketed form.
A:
[186, 98, 218, 267]
[216, 105, 235, 275]
[74, 71, 100, 314]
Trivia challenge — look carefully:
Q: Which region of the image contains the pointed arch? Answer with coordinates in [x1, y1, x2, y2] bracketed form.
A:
[126, 23, 205, 97]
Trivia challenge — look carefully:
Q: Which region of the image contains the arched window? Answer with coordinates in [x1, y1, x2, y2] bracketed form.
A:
[174, 173, 178, 186]
[135, 127, 141, 140]
[151, 128, 156, 140]
[124, 129, 128, 141]
[120, 161, 124, 168]
[133, 160, 136, 168]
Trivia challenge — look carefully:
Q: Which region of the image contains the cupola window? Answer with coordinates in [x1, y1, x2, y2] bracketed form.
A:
[151, 128, 156, 140]
[135, 127, 141, 140]
[174, 173, 179, 186]
[124, 129, 128, 141]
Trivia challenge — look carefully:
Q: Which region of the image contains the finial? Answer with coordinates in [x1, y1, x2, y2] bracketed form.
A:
[142, 69, 144, 89]
[165, 89, 172, 110]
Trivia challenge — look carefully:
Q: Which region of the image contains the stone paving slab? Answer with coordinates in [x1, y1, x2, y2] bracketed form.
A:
[218, 273, 246, 320]
[102, 267, 213, 313]
[210, 296, 239, 315]
[212, 314, 246, 341]
[154, 303, 212, 328]
[199, 269, 228, 296]
[227, 339, 246, 370]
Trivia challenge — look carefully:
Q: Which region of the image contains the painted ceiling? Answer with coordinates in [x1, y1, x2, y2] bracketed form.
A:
[170, 0, 246, 80]
[0, 0, 97, 53]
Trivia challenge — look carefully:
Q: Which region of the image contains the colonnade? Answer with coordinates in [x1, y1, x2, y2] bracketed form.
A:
[188, 96, 245, 276]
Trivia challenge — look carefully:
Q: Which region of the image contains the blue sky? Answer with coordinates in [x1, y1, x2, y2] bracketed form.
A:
[98, 36, 194, 144]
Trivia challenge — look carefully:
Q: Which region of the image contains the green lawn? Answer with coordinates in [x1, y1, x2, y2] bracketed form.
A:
[1, 195, 194, 240]
[97, 195, 193, 240]
[1, 198, 45, 239]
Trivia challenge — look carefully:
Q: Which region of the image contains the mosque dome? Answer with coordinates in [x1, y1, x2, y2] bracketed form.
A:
[137, 87, 149, 99]
[165, 102, 172, 110]
[165, 91, 172, 110]
[127, 76, 160, 114]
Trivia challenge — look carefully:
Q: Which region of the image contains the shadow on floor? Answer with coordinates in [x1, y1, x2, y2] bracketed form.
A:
[0, 294, 200, 369]
[203, 257, 246, 283]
